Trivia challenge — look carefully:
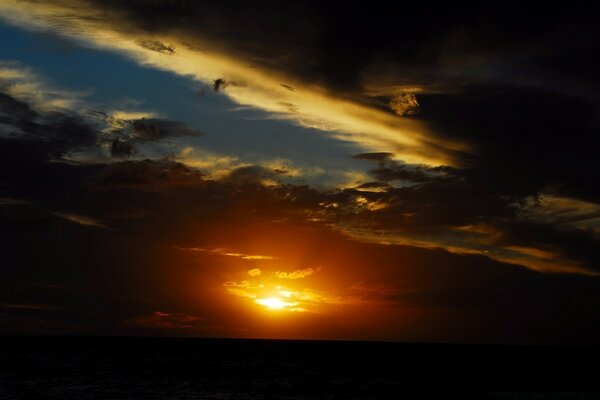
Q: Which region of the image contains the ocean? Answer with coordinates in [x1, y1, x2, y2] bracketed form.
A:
[1, 336, 598, 399]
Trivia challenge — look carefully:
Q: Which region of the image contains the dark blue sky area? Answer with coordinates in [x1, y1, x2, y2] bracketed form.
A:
[0, 22, 366, 183]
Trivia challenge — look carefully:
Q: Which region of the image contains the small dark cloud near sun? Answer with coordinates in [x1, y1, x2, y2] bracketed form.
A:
[138, 39, 175, 54]
[213, 78, 228, 92]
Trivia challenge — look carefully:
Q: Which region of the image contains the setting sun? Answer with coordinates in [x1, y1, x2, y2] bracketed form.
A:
[223, 267, 334, 313]
[255, 297, 296, 311]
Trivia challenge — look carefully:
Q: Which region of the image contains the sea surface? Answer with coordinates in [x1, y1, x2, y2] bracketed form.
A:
[1, 336, 599, 399]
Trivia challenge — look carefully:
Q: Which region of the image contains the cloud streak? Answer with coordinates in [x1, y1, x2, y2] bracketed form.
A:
[275, 268, 319, 280]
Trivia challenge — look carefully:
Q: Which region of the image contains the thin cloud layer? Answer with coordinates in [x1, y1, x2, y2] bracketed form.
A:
[275, 268, 319, 280]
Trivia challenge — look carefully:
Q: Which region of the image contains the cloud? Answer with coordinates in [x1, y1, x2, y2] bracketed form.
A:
[129, 118, 202, 142]
[98, 159, 205, 189]
[93, 112, 204, 158]
[352, 153, 394, 164]
[310, 150, 600, 275]
[174, 247, 274, 261]
[109, 110, 160, 121]
[389, 92, 420, 116]
[519, 194, 600, 232]
[0, 60, 86, 112]
[275, 267, 319, 280]
[174, 146, 244, 178]
[110, 138, 135, 157]
[0, 91, 98, 159]
[223, 165, 273, 185]
[52, 211, 110, 229]
[138, 39, 175, 55]
[247, 268, 261, 277]
[212, 78, 228, 92]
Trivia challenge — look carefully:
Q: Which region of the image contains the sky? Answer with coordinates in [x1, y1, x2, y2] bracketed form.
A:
[1, 1, 599, 345]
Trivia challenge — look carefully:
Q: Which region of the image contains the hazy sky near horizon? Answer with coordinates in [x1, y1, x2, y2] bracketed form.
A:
[1, 1, 600, 345]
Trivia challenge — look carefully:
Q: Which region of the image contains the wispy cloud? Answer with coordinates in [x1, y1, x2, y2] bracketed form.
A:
[174, 246, 274, 260]
[247, 268, 262, 277]
[52, 211, 110, 229]
[275, 267, 320, 280]
[0, 60, 86, 112]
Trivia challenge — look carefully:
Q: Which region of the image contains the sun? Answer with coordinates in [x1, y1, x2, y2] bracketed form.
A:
[255, 297, 296, 311]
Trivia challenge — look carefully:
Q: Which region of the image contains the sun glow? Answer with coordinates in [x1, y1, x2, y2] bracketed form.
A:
[255, 297, 296, 310]
[224, 267, 356, 313]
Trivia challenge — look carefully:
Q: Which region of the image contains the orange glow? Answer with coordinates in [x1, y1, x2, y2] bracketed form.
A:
[223, 265, 359, 314]
[255, 297, 297, 311]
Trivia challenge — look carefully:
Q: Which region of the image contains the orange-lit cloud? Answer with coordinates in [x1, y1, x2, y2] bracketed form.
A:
[174, 246, 274, 260]
[274, 267, 320, 280]
[247, 268, 262, 277]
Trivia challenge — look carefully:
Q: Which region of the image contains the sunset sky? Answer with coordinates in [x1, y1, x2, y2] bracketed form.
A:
[1, 1, 599, 345]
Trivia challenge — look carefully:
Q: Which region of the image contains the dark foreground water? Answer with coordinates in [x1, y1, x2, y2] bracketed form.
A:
[1, 336, 599, 399]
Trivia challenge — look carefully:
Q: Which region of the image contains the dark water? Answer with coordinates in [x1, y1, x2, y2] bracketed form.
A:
[1, 336, 599, 399]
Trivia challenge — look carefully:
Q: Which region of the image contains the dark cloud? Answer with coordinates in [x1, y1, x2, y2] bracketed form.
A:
[0, 90, 202, 160]
[352, 152, 394, 164]
[131, 118, 202, 141]
[0, 92, 97, 159]
[212, 78, 228, 92]
[355, 181, 389, 190]
[110, 138, 135, 157]
[138, 39, 175, 54]
[94, 2, 599, 93]
[223, 165, 271, 184]
[98, 159, 205, 189]
[348, 151, 600, 274]
[0, 92, 38, 121]
[416, 84, 600, 203]
[102, 117, 203, 158]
